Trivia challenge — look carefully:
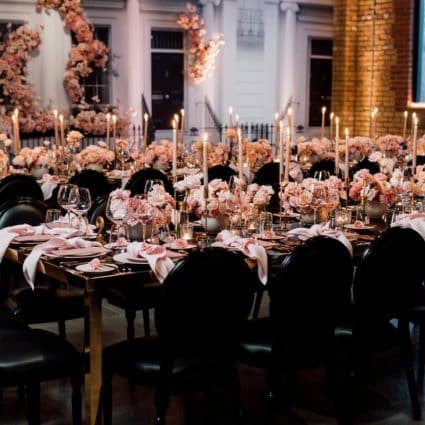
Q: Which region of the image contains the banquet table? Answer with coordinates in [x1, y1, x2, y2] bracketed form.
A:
[2, 228, 377, 425]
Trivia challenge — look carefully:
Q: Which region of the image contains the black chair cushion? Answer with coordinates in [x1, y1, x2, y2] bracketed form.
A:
[0, 327, 81, 386]
[104, 336, 231, 391]
[5, 287, 84, 324]
[0, 175, 43, 203]
[125, 168, 173, 196]
[238, 318, 271, 368]
[0, 198, 47, 229]
[208, 165, 236, 183]
[69, 169, 112, 201]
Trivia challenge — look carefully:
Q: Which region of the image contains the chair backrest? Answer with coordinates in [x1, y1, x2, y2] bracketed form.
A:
[156, 248, 257, 357]
[351, 159, 380, 176]
[253, 162, 279, 187]
[87, 195, 110, 225]
[0, 197, 47, 229]
[353, 227, 425, 316]
[271, 236, 353, 338]
[0, 175, 43, 203]
[308, 159, 335, 178]
[69, 169, 111, 200]
[208, 165, 236, 183]
[125, 168, 173, 196]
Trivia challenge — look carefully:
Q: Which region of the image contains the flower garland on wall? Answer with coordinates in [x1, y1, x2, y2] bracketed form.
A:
[36, 0, 109, 105]
[177, 3, 224, 84]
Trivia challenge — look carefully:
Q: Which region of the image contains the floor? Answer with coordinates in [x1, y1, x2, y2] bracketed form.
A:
[1, 297, 425, 425]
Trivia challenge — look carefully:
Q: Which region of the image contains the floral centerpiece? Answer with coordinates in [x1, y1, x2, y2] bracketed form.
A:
[137, 140, 174, 171]
[369, 151, 395, 175]
[74, 143, 114, 171]
[347, 137, 373, 161]
[12, 146, 54, 177]
[0, 149, 9, 178]
[192, 140, 230, 167]
[245, 139, 273, 173]
[349, 169, 398, 204]
[390, 166, 425, 198]
[297, 138, 332, 163]
[375, 135, 406, 157]
[280, 177, 343, 222]
[239, 183, 275, 214]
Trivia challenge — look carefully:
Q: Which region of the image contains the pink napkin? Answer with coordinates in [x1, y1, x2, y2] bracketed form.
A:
[215, 230, 268, 285]
[391, 212, 425, 240]
[0, 224, 36, 262]
[39, 174, 60, 200]
[287, 223, 353, 256]
[23, 237, 104, 289]
[127, 242, 174, 284]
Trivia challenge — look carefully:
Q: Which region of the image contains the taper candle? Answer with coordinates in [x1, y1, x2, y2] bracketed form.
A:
[344, 128, 349, 186]
[411, 112, 417, 140]
[403, 110, 408, 140]
[53, 109, 59, 147]
[172, 119, 177, 180]
[106, 113, 111, 148]
[228, 106, 233, 128]
[180, 108, 185, 145]
[112, 114, 117, 139]
[284, 127, 291, 183]
[143, 113, 149, 152]
[274, 112, 279, 152]
[237, 127, 243, 181]
[279, 121, 284, 182]
[335, 117, 340, 175]
[321, 106, 326, 139]
[59, 114, 65, 149]
[413, 116, 419, 172]
[330, 112, 334, 141]
[203, 133, 209, 194]
[13, 108, 20, 152]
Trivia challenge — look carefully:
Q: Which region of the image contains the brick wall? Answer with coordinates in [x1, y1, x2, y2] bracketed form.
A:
[332, 0, 420, 137]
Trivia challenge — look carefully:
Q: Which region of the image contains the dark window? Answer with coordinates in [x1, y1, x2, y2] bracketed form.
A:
[151, 30, 183, 50]
[308, 38, 333, 127]
[82, 25, 111, 105]
[416, 0, 425, 102]
[0, 21, 23, 43]
[151, 30, 184, 129]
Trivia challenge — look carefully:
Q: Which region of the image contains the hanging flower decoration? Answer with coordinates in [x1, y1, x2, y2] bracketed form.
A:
[36, 0, 109, 105]
[177, 3, 224, 84]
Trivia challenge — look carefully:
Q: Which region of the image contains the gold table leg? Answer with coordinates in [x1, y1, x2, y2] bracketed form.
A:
[84, 290, 103, 425]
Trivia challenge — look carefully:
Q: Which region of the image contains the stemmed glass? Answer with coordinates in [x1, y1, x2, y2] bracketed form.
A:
[144, 179, 164, 196]
[313, 170, 330, 181]
[57, 184, 80, 227]
[71, 187, 92, 234]
[116, 146, 129, 172]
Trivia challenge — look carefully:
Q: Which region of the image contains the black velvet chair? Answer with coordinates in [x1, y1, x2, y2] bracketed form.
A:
[253, 162, 282, 213]
[125, 168, 173, 196]
[353, 226, 425, 420]
[239, 236, 354, 424]
[0, 309, 83, 425]
[102, 248, 257, 425]
[0, 198, 84, 339]
[350, 159, 380, 176]
[87, 194, 109, 226]
[0, 174, 43, 204]
[69, 169, 112, 201]
[308, 159, 336, 178]
[208, 164, 236, 183]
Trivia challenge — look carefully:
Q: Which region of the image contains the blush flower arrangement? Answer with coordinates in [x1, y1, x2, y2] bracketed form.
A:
[12, 146, 54, 169]
[297, 138, 331, 161]
[177, 3, 224, 84]
[75, 144, 114, 169]
[349, 169, 399, 204]
[0, 149, 9, 176]
[375, 135, 406, 157]
[279, 177, 343, 214]
[244, 139, 273, 173]
[137, 140, 174, 170]
[192, 140, 230, 167]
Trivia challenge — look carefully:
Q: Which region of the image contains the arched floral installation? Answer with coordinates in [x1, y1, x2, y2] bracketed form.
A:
[177, 3, 224, 84]
[0, 1, 128, 135]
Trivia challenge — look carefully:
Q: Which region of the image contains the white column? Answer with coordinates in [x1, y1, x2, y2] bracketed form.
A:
[41, 10, 71, 110]
[127, 0, 143, 124]
[264, 0, 280, 119]
[220, 0, 238, 125]
[280, 1, 299, 111]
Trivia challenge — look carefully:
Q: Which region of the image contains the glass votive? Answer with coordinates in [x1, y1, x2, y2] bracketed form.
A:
[180, 223, 193, 240]
[335, 209, 352, 229]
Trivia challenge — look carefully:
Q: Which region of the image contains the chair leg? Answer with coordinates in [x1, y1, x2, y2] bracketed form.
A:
[399, 320, 422, 421]
[102, 373, 113, 425]
[58, 319, 66, 339]
[418, 320, 425, 392]
[154, 388, 169, 425]
[71, 374, 83, 425]
[229, 366, 244, 425]
[143, 308, 151, 336]
[183, 391, 196, 425]
[26, 381, 41, 425]
[125, 308, 136, 341]
[252, 289, 264, 319]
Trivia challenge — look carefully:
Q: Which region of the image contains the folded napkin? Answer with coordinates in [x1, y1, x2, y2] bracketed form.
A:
[286, 223, 353, 256]
[39, 174, 60, 200]
[391, 212, 425, 240]
[215, 230, 268, 285]
[23, 237, 103, 289]
[0, 225, 36, 262]
[127, 242, 174, 284]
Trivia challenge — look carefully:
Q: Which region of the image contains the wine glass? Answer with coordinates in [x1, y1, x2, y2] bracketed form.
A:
[313, 170, 330, 181]
[45, 208, 62, 229]
[106, 192, 128, 225]
[71, 187, 92, 234]
[116, 146, 129, 172]
[144, 179, 164, 196]
[57, 184, 80, 227]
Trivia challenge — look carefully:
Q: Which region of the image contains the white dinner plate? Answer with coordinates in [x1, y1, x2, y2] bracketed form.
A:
[253, 233, 285, 241]
[113, 253, 148, 265]
[44, 248, 107, 260]
[163, 242, 197, 250]
[75, 263, 117, 274]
